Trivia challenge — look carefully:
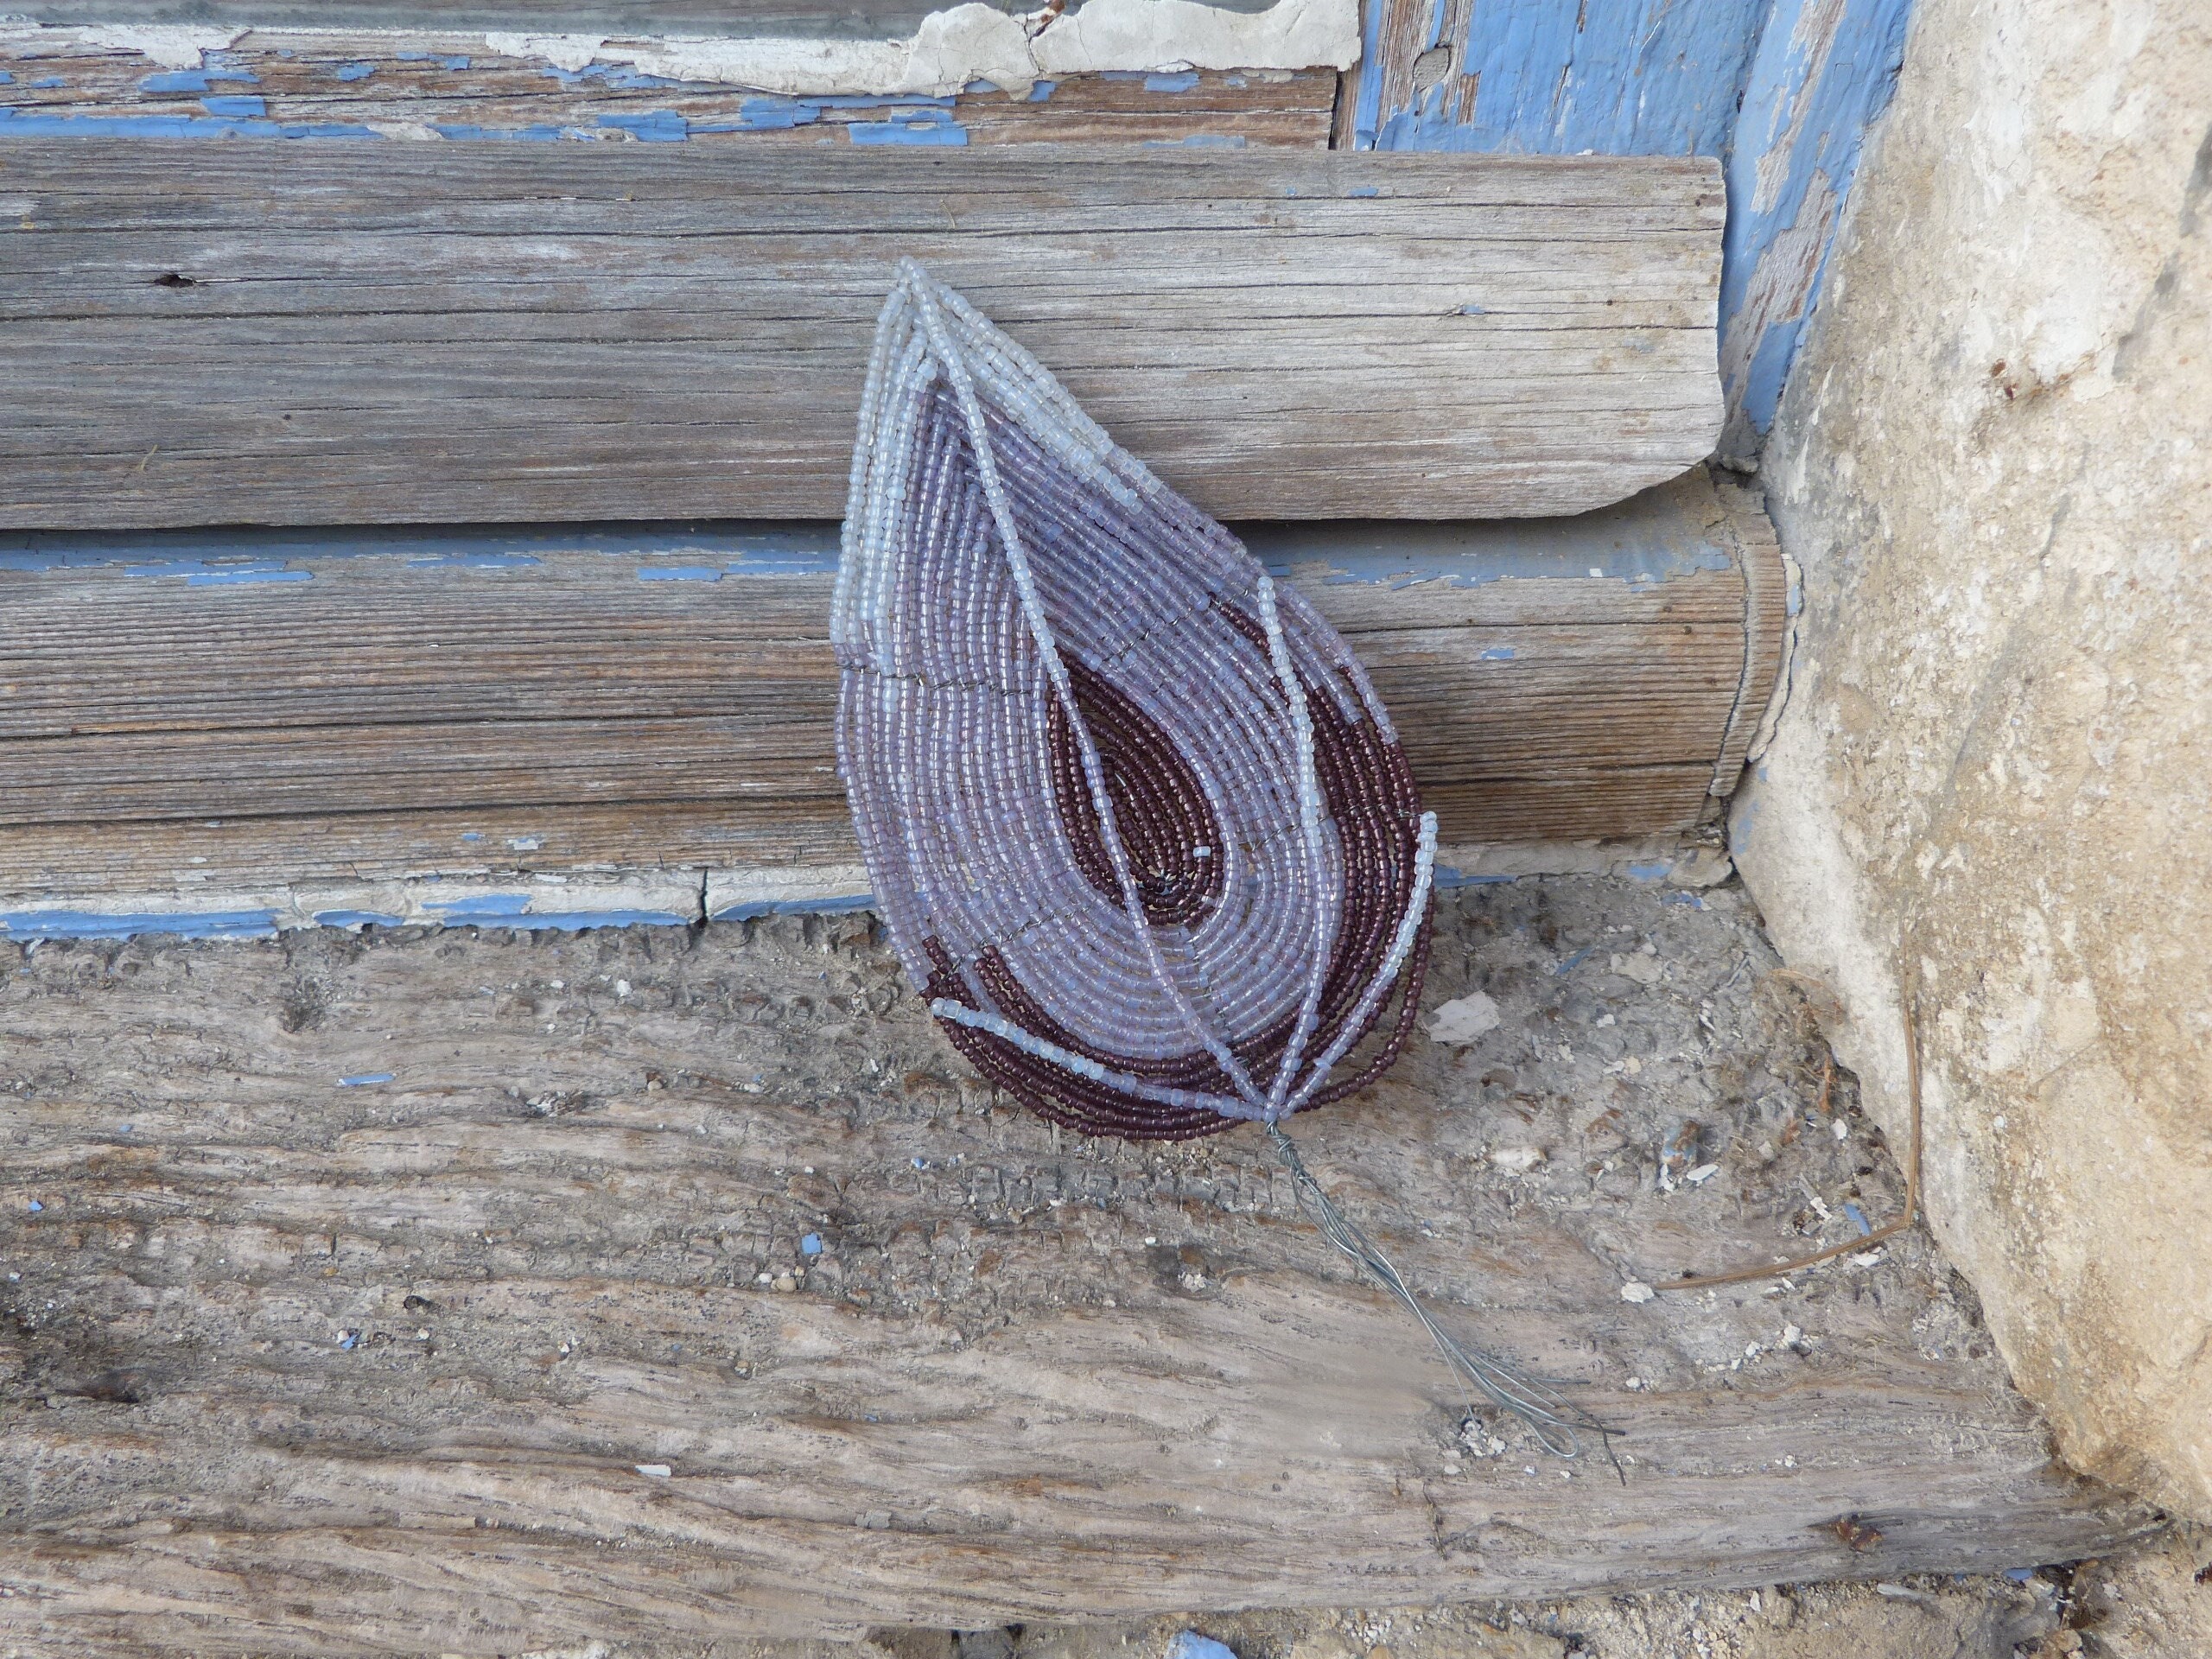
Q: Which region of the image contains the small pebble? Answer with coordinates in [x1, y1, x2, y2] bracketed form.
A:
[1620, 1281, 1656, 1304]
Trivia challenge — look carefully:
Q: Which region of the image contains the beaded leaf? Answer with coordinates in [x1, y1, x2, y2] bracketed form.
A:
[834, 262, 1438, 1140]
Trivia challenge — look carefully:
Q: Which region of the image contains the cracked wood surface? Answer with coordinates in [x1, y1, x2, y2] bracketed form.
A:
[0, 877, 2148, 1654]
[0, 142, 1724, 527]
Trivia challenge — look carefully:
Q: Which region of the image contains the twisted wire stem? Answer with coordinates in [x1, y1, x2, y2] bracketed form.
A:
[1268, 1123, 1623, 1477]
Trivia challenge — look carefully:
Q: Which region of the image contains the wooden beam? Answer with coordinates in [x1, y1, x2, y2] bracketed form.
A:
[0, 471, 1781, 934]
[0, 142, 1724, 527]
[0, 36, 1337, 149]
[20, 3, 955, 32]
[0, 879, 2149, 1653]
[1329, 0, 1913, 464]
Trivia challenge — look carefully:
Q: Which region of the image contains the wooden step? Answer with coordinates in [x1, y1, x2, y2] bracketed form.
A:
[0, 141, 1723, 527]
[0, 880, 2148, 1653]
[0, 470, 1783, 938]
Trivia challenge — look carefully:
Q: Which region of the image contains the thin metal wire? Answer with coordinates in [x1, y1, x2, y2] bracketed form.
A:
[1268, 1122, 1622, 1476]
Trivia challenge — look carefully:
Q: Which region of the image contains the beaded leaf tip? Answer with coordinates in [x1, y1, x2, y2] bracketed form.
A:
[834, 259, 1437, 1141]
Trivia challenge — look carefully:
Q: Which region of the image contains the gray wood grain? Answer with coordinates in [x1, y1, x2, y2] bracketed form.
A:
[0, 474, 1777, 906]
[0, 143, 1725, 527]
[0, 877, 2150, 1653]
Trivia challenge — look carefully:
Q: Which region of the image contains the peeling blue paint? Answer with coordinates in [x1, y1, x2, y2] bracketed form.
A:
[0, 108, 379, 139]
[848, 109, 968, 146]
[29, 76, 67, 90]
[730, 97, 817, 131]
[1, 908, 281, 941]
[597, 110, 690, 142]
[1347, 184, 1379, 197]
[712, 894, 874, 921]
[1718, 0, 1912, 450]
[1142, 71, 1200, 92]
[0, 73, 13, 86]
[1626, 861, 1673, 882]
[540, 62, 684, 91]
[1552, 946, 1598, 976]
[499, 908, 694, 931]
[702, 92, 958, 136]
[1352, 0, 1767, 156]
[138, 67, 260, 92]
[424, 893, 530, 920]
[638, 565, 724, 582]
[1027, 79, 1056, 101]
[123, 557, 312, 586]
[396, 52, 472, 69]
[429, 122, 567, 142]
[1478, 645, 1517, 661]
[334, 62, 377, 82]
[425, 893, 690, 931]
[1661, 891, 1707, 908]
[200, 95, 270, 118]
[338, 1071, 396, 1086]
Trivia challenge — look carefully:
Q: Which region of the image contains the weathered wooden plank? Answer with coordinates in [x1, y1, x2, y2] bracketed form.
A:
[19, 2, 997, 36]
[1715, 0, 1913, 461]
[1326, 0, 1914, 466]
[0, 34, 1335, 149]
[0, 473, 1779, 928]
[0, 142, 1725, 526]
[0, 877, 2151, 1654]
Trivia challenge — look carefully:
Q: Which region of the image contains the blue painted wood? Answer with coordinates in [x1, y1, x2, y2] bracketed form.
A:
[1717, 0, 1912, 457]
[1346, 0, 1912, 458]
[1350, 0, 1769, 156]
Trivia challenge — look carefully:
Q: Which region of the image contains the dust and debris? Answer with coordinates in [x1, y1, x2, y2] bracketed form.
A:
[876, 1542, 2212, 1659]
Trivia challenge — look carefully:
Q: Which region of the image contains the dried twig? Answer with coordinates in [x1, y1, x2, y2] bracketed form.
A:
[1656, 997, 1923, 1292]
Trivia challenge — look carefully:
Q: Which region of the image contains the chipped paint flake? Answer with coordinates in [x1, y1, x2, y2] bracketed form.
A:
[59, 25, 245, 69]
[483, 0, 1354, 99]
